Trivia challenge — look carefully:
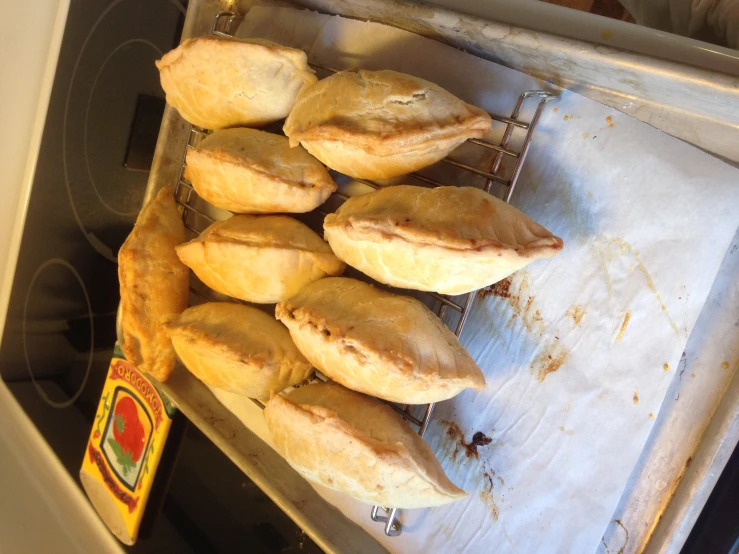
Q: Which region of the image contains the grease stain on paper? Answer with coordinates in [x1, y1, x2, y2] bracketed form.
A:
[664, 363, 670, 371]
[633, 390, 639, 404]
[595, 236, 680, 337]
[478, 278, 512, 300]
[616, 311, 631, 342]
[440, 420, 493, 460]
[478, 272, 544, 336]
[480, 466, 500, 521]
[722, 361, 730, 369]
[567, 304, 586, 325]
[479, 271, 572, 382]
[616, 238, 679, 336]
[531, 344, 569, 382]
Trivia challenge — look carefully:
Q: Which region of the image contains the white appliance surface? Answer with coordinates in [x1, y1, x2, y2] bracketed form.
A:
[0, 0, 70, 339]
[0, 2, 118, 551]
[0, 378, 122, 553]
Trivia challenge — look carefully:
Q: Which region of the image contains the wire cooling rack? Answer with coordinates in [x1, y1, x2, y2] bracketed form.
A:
[173, 10, 557, 538]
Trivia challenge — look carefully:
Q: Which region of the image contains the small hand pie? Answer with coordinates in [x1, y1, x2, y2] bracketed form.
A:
[167, 303, 312, 400]
[276, 278, 485, 403]
[264, 382, 466, 508]
[283, 69, 492, 179]
[118, 187, 189, 381]
[185, 128, 336, 214]
[176, 215, 345, 304]
[324, 185, 563, 295]
[156, 37, 317, 129]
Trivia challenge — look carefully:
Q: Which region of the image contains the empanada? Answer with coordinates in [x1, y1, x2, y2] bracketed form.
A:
[156, 37, 317, 129]
[167, 303, 313, 400]
[176, 215, 345, 304]
[276, 278, 485, 403]
[264, 382, 466, 508]
[184, 128, 336, 214]
[283, 69, 492, 179]
[324, 185, 563, 294]
[118, 187, 189, 381]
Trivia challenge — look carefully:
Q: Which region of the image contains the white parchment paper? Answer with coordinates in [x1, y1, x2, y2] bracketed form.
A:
[224, 7, 739, 553]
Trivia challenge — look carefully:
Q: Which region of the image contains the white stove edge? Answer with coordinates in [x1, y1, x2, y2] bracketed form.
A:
[0, 379, 123, 553]
[0, 0, 68, 348]
[0, 2, 121, 551]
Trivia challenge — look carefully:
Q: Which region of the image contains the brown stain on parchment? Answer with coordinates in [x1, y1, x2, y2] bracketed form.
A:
[478, 278, 511, 300]
[479, 271, 571, 382]
[440, 420, 492, 460]
[606, 116, 613, 123]
[617, 238, 679, 336]
[480, 466, 500, 521]
[531, 345, 569, 382]
[633, 390, 639, 404]
[567, 305, 586, 325]
[722, 361, 730, 369]
[478, 272, 545, 336]
[616, 311, 631, 342]
[438, 420, 503, 523]
[595, 236, 680, 337]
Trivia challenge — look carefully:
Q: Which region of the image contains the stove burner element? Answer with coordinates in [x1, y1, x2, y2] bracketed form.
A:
[62, 0, 185, 262]
[84, 39, 163, 217]
[23, 258, 94, 408]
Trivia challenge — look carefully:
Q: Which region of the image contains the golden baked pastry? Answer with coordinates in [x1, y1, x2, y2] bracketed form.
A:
[166, 302, 313, 400]
[176, 215, 345, 304]
[156, 36, 317, 129]
[118, 187, 189, 381]
[184, 128, 336, 214]
[264, 382, 466, 508]
[283, 69, 492, 179]
[276, 277, 485, 403]
[324, 185, 563, 295]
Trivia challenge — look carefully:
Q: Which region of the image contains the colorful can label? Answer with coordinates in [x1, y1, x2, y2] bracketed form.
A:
[80, 345, 175, 544]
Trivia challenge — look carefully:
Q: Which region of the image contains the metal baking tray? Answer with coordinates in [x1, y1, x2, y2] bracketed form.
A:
[138, 1, 739, 553]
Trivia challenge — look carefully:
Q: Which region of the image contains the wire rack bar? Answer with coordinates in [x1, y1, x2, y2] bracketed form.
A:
[173, 12, 557, 539]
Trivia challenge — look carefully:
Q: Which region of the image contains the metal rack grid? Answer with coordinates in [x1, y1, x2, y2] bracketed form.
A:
[173, 10, 557, 538]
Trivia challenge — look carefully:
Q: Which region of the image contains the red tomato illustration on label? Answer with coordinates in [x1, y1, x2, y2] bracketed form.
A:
[107, 396, 146, 475]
